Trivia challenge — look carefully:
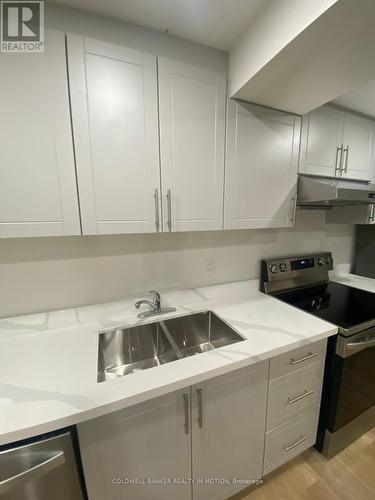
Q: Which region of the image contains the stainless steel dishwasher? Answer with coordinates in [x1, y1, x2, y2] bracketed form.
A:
[0, 430, 85, 499]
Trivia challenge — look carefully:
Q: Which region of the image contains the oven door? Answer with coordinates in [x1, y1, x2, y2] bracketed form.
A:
[328, 327, 375, 431]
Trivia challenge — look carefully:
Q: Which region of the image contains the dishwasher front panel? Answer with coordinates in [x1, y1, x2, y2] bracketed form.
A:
[0, 432, 84, 500]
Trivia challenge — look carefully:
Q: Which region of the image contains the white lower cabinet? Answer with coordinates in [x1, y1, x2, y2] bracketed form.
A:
[78, 389, 191, 500]
[191, 363, 268, 500]
[263, 339, 327, 476]
[263, 407, 320, 475]
[78, 362, 268, 500]
[267, 360, 325, 430]
[78, 343, 326, 499]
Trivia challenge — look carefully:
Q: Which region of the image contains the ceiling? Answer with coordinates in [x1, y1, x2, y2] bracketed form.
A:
[50, 0, 270, 51]
[332, 80, 375, 119]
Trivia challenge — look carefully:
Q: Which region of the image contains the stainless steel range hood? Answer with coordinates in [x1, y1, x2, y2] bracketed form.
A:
[297, 175, 375, 207]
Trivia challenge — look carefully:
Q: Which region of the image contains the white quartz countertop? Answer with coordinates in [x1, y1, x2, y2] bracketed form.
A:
[0, 279, 338, 446]
[331, 271, 375, 294]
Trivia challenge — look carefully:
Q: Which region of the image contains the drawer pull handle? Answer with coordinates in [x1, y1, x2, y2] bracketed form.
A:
[288, 389, 314, 405]
[197, 389, 203, 429]
[183, 393, 190, 434]
[290, 352, 317, 365]
[284, 435, 309, 452]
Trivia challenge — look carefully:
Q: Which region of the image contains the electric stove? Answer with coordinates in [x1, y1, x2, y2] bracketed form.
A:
[260, 252, 375, 457]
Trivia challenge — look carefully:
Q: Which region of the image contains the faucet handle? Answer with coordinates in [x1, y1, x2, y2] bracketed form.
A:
[149, 291, 161, 309]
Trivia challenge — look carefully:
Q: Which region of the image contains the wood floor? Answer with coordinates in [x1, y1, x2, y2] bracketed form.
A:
[232, 427, 375, 500]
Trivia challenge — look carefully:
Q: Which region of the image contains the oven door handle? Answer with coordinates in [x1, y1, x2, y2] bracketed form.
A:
[346, 337, 375, 352]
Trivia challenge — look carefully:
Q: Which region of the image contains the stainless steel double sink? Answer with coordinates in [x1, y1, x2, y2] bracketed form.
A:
[97, 311, 245, 382]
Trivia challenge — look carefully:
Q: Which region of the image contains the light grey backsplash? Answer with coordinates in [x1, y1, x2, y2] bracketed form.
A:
[0, 210, 354, 318]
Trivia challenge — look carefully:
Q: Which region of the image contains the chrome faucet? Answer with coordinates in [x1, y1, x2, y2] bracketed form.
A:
[134, 291, 176, 319]
[135, 291, 161, 314]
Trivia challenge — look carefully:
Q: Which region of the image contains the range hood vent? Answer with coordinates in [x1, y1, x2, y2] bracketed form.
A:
[297, 175, 375, 208]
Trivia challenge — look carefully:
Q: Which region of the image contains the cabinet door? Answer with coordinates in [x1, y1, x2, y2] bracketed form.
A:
[192, 362, 268, 500]
[300, 106, 343, 177]
[0, 30, 80, 238]
[67, 35, 161, 235]
[78, 389, 191, 500]
[225, 101, 300, 230]
[341, 112, 374, 181]
[158, 58, 226, 232]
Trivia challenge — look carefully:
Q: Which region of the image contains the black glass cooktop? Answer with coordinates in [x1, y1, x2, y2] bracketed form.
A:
[274, 281, 375, 332]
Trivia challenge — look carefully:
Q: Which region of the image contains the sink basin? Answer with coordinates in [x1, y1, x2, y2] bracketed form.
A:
[97, 311, 245, 382]
[97, 322, 178, 382]
[161, 312, 244, 356]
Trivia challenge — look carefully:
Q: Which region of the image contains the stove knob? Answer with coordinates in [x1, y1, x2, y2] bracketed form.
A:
[279, 263, 287, 272]
[270, 264, 278, 274]
[318, 257, 325, 266]
[326, 257, 331, 265]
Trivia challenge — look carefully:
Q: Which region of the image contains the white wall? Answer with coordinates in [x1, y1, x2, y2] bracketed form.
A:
[229, 0, 337, 97]
[46, 2, 227, 73]
[0, 210, 354, 318]
[229, 0, 375, 114]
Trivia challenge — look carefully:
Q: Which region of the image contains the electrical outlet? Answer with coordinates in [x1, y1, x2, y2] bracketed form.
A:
[206, 258, 215, 277]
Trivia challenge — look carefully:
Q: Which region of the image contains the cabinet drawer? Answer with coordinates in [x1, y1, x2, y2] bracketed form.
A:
[269, 339, 326, 380]
[267, 360, 324, 430]
[263, 407, 319, 475]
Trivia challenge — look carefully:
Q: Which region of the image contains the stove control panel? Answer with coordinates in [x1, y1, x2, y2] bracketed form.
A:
[260, 252, 333, 292]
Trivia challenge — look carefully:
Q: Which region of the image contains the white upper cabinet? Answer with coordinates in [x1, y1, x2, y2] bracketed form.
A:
[300, 106, 343, 178]
[341, 112, 375, 181]
[158, 58, 226, 232]
[67, 38, 226, 235]
[300, 105, 375, 181]
[67, 35, 161, 235]
[224, 101, 301, 230]
[0, 30, 80, 238]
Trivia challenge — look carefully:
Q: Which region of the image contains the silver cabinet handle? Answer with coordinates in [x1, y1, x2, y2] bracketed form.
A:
[342, 145, 349, 174]
[183, 393, 190, 434]
[197, 388, 203, 429]
[369, 204, 375, 223]
[290, 352, 317, 365]
[166, 189, 172, 232]
[334, 145, 343, 176]
[154, 189, 160, 232]
[284, 435, 309, 452]
[288, 389, 314, 405]
[0, 451, 65, 495]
